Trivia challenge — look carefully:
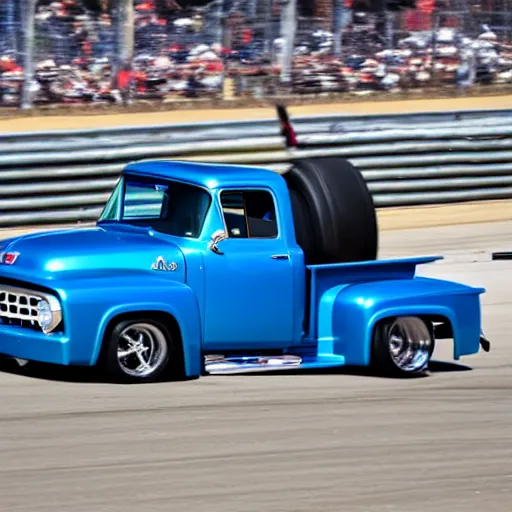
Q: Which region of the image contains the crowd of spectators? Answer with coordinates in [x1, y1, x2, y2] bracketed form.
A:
[1, 0, 511, 107]
[291, 20, 512, 94]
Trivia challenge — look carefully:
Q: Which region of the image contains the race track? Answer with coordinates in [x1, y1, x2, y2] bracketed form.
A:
[0, 220, 511, 512]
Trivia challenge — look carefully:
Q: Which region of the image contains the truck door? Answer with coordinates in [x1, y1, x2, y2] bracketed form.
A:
[203, 188, 295, 350]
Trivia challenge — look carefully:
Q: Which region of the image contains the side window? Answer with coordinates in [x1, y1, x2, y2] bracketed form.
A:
[220, 190, 278, 239]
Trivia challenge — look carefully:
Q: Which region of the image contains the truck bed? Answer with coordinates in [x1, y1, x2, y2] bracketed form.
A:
[307, 256, 443, 339]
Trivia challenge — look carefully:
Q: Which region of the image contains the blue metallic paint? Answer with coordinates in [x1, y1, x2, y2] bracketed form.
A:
[0, 226, 187, 278]
[61, 275, 203, 375]
[328, 277, 484, 366]
[0, 327, 70, 365]
[196, 171, 306, 350]
[0, 270, 203, 375]
[0, 161, 488, 377]
[123, 161, 291, 194]
[306, 256, 444, 343]
[203, 236, 297, 349]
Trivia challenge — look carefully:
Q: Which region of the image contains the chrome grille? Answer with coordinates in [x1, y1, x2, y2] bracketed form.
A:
[0, 285, 59, 330]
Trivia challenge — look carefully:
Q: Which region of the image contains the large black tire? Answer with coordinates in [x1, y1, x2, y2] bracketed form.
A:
[283, 156, 378, 265]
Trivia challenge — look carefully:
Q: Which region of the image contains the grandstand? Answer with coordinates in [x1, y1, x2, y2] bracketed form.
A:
[1, 0, 511, 108]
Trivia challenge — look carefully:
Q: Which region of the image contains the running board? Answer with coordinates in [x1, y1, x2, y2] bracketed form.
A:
[204, 354, 345, 375]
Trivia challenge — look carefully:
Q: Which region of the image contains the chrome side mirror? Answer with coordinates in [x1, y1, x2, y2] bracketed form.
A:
[209, 229, 228, 255]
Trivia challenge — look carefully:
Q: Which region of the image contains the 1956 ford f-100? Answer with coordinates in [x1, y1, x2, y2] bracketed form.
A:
[0, 155, 490, 383]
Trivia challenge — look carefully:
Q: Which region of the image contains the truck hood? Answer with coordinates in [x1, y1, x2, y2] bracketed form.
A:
[0, 226, 186, 282]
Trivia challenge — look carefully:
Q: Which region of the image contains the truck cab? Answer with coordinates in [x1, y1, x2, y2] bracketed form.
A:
[99, 160, 307, 352]
[0, 159, 489, 383]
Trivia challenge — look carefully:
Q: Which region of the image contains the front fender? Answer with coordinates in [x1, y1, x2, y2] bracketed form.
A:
[328, 277, 485, 366]
[56, 275, 202, 376]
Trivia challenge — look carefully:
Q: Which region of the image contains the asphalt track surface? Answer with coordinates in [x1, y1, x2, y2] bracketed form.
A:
[0, 221, 511, 512]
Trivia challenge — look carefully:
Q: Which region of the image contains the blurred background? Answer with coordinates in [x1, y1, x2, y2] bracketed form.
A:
[1, 0, 511, 108]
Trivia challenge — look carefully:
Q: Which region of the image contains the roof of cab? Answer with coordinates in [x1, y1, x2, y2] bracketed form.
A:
[124, 160, 284, 189]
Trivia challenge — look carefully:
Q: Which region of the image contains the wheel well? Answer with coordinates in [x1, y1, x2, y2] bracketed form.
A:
[99, 310, 185, 374]
[420, 315, 454, 340]
[373, 315, 453, 338]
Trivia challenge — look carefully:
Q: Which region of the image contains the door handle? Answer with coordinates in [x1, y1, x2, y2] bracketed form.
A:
[271, 254, 289, 260]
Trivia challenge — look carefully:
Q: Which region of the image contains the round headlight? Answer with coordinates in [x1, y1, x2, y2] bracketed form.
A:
[37, 300, 53, 333]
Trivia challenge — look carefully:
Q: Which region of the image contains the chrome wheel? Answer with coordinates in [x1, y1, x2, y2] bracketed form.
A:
[117, 322, 169, 379]
[387, 317, 433, 373]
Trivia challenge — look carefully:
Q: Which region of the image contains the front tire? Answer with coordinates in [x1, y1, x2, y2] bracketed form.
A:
[372, 316, 435, 377]
[104, 319, 173, 383]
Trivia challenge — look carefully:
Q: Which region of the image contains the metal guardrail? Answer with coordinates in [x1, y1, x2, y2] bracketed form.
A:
[1, 107, 512, 228]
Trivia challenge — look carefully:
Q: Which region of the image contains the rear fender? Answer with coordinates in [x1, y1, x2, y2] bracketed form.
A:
[325, 277, 484, 366]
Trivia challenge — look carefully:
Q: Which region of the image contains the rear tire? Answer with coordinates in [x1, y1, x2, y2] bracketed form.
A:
[284, 156, 378, 265]
[372, 316, 435, 377]
[103, 318, 174, 383]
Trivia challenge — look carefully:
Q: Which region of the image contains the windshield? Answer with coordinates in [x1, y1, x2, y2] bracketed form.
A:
[98, 175, 212, 238]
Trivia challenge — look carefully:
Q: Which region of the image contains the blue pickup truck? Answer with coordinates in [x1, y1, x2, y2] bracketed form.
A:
[0, 156, 489, 383]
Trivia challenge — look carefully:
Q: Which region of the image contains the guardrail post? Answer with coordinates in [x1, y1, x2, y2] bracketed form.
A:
[113, 0, 134, 101]
[279, 0, 297, 84]
[20, 0, 36, 110]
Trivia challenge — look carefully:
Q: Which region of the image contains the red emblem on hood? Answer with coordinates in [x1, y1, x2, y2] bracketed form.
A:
[0, 252, 19, 265]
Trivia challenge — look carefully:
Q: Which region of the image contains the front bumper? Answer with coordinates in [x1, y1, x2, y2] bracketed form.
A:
[0, 323, 70, 365]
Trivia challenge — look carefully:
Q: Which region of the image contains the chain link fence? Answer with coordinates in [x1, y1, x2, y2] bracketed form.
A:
[1, 0, 512, 108]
